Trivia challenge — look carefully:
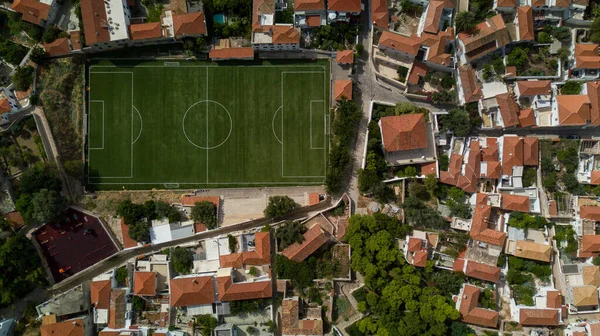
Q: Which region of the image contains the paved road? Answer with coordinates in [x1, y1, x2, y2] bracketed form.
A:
[50, 199, 334, 294]
[476, 125, 600, 138]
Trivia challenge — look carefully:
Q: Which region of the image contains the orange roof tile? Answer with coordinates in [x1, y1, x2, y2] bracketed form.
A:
[379, 113, 428, 152]
[134, 272, 156, 296]
[523, 137, 539, 166]
[497, 0, 516, 6]
[252, 0, 275, 32]
[334, 80, 353, 100]
[44, 38, 71, 57]
[0, 99, 11, 114]
[482, 138, 499, 161]
[371, 0, 389, 28]
[517, 6, 534, 41]
[69, 31, 82, 51]
[591, 171, 600, 185]
[518, 108, 536, 127]
[282, 225, 329, 262]
[459, 65, 483, 103]
[181, 196, 220, 207]
[423, 1, 445, 34]
[4, 211, 25, 229]
[308, 193, 320, 205]
[407, 61, 428, 85]
[217, 274, 272, 301]
[90, 280, 111, 309]
[557, 95, 591, 125]
[209, 47, 254, 60]
[413, 250, 428, 267]
[453, 257, 466, 272]
[173, 12, 207, 37]
[421, 161, 437, 177]
[41, 319, 85, 336]
[502, 136, 524, 175]
[549, 200, 558, 216]
[336, 50, 354, 64]
[586, 81, 600, 125]
[483, 161, 501, 179]
[470, 198, 506, 246]
[80, 0, 110, 45]
[501, 194, 530, 213]
[439, 140, 480, 193]
[547, 290, 562, 308]
[407, 237, 422, 252]
[294, 0, 324, 11]
[591, 322, 600, 336]
[242, 232, 271, 265]
[282, 297, 324, 335]
[219, 252, 244, 268]
[306, 15, 321, 27]
[457, 15, 510, 62]
[519, 309, 559, 326]
[130, 22, 163, 40]
[575, 44, 600, 69]
[580, 235, 600, 257]
[120, 218, 138, 249]
[12, 0, 50, 25]
[459, 285, 499, 328]
[496, 93, 520, 127]
[379, 31, 421, 56]
[517, 80, 551, 96]
[506, 65, 517, 77]
[421, 28, 454, 66]
[465, 260, 501, 282]
[108, 289, 126, 329]
[328, 0, 361, 12]
[581, 206, 600, 221]
[170, 276, 215, 307]
[272, 25, 300, 45]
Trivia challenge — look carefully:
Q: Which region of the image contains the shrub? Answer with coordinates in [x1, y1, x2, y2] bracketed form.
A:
[536, 32, 552, 43]
[264, 196, 296, 218]
[171, 247, 193, 274]
[561, 81, 582, 95]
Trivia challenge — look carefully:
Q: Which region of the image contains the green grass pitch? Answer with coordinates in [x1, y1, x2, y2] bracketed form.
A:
[86, 60, 330, 189]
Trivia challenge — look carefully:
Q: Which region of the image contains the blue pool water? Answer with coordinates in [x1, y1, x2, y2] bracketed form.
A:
[214, 14, 226, 24]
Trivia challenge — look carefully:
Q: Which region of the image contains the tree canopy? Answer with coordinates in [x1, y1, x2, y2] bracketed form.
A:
[171, 247, 193, 274]
[128, 221, 149, 242]
[275, 220, 306, 250]
[30, 188, 63, 223]
[346, 214, 460, 335]
[440, 109, 471, 137]
[190, 201, 218, 229]
[264, 196, 296, 219]
[12, 65, 34, 91]
[402, 196, 449, 230]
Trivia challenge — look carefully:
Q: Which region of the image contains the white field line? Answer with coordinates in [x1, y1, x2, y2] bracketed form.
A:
[88, 181, 325, 185]
[272, 106, 283, 145]
[281, 71, 327, 179]
[88, 100, 104, 150]
[206, 67, 209, 184]
[132, 106, 143, 144]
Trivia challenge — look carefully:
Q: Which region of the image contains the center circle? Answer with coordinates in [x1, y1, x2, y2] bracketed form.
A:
[182, 100, 232, 149]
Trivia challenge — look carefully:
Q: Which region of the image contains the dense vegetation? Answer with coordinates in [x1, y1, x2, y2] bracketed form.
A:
[171, 247, 193, 274]
[275, 220, 306, 250]
[326, 100, 361, 194]
[506, 256, 551, 305]
[117, 199, 185, 241]
[191, 201, 218, 229]
[263, 196, 296, 219]
[15, 162, 64, 224]
[345, 214, 463, 335]
[507, 212, 550, 230]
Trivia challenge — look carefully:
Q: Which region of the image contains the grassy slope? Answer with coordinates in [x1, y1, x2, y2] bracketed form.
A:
[87, 60, 329, 189]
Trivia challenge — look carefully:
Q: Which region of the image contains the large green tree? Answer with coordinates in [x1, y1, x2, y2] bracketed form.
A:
[264, 196, 296, 219]
[275, 220, 306, 250]
[440, 109, 471, 137]
[128, 221, 149, 242]
[30, 189, 63, 223]
[171, 247, 193, 274]
[190, 201, 217, 229]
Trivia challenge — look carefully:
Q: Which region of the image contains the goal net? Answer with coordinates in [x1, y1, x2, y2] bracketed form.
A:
[164, 62, 180, 67]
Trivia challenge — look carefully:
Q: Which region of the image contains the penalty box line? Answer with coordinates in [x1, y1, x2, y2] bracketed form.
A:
[87, 72, 135, 181]
[281, 71, 327, 179]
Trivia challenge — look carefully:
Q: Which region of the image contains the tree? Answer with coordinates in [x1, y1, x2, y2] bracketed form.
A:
[155, 201, 180, 223]
[42, 25, 65, 43]
[115, 266, 128, 283]
[561, 81, 582, 95]
[447, 198, 472, 219]
[246, 326, 259, 336]
[523, 167, 537, 187]
[402, 196, 448, 230]
[30, 189, 63, 223]
[593, 255, 600, 266]
[63, 160, 83, 179]
[0, 234, 46, 306]
[264, 196, 296, 218]
[29, 46, 47, 63]
[228, 234, 238, 253]
[591, 17, 600, 43]
[450, 322, 476, 336]
[455, 12, 477, 33]
[12, 66, 34, 91]
[409, 182, 430, 201]
[536, 31, 552, 43]
[440, 109, 471, 136]
[507, 47, 529, 68]
[128, 221, 149, 242]
[171, 247, 193, 274]
[196, 315, 217, 336]
[190, 201, 217, 229]
[551, 27, 571, 41]
[424, 174, 438, 196]
[275, 220, 306, 250]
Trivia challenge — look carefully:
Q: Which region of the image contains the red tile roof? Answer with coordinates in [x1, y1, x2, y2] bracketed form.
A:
[459, 284, 499, 328]
[413, 250, 428, 267]
[575, 44, 600, 69]
[497, 0, 516, 6]
[308, 193, 320, 205]
[336, 50, 354, 64]
[282, 225, 328, 262]
[69, 31, 82, 51]
[0, 99, 11, 114]
[371, 0, 388, 28]
[108, 289, 126, 329]
[501, 194, 530, 213]
[407, 61, 428, 85]
[334, 80, 353, 100]
[439, 140, 481, 193]
[581, 206, 600, 221]
[294, 0, 325, 11]
[517, 80, 551, 96]
[421, 161, 437, 177]
[379, 113, 428, 152]
[130, 22, 163, 40]
[469, 196, 506, 246]
[586, 81, 600, 125]
[252, 0, 275, 32]
[120, 218, 138, 249]
[496, 93, 520, 128]
[90, 280, 111, 309]
[134, 272, 156, 296]
[591, 171, 600, 185]
[173, 12, 207, 37]
[217, 274, 272, 301]
[12, 0, 50, 25]
[557, 95, 591, 125]
[306, 15, 321, 27]
[379, 31, 421, 56]
[517, 6, 534, 41]
[272, 25, 300, 45]
[282, 297, 324, 335]
[80, 0, 110, 45]
[41, 319, 85, 336]
[519, 309, 560, 326]
[423, 1, 445, 34]
[420, 28, 454, 66]
[170, 276, 215, 307]
[219, 252, 244, 268]
[458, 65, 483, 103]
[579, 235, 600, 258]
[407, 237, 422, 252]
[328, 0, 361, 12]
[44, 38, 71, 57]
[242, 232, 271, 265]
[547, 290, 562, 308]
[209, 47, 254, 60]
[502, 136, 524, 175]
[457, 15, 510, 62]
[465, 260, 501, 282]
[523, 137, 539, 166]
[4, 211, 25, 229]
[481, 138, 499, 161]
[518, 108, 536, 128]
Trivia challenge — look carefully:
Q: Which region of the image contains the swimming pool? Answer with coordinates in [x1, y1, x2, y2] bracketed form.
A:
[214, 13, 226, 24]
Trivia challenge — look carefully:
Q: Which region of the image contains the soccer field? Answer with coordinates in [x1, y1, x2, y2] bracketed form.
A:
[86, 60, 330, 189]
